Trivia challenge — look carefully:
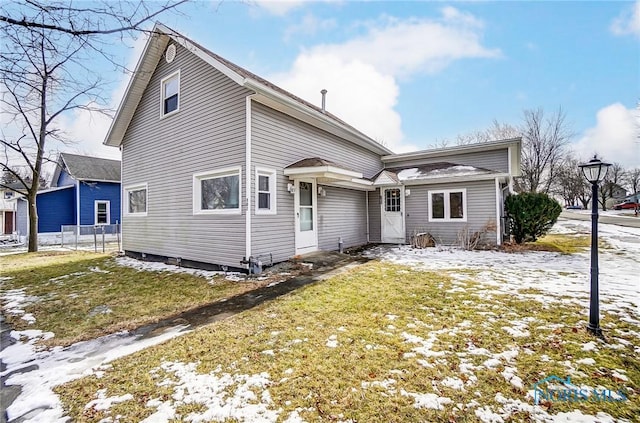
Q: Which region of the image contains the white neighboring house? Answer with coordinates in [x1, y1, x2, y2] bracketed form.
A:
[0, 183, 22, 241]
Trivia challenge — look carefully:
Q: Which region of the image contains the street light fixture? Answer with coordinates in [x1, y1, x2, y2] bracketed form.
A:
[578, 156, 611, 337]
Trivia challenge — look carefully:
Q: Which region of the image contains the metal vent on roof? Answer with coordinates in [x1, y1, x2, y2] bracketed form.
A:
[165, 44, 176, 63]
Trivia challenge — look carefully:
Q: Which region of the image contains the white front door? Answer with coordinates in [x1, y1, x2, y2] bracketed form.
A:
[294, 179, 318, 254]
[381, 186, 405, 243]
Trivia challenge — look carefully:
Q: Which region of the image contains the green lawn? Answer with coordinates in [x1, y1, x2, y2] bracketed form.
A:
[55, 261, 640, 422]
[0, 251, 259, 347]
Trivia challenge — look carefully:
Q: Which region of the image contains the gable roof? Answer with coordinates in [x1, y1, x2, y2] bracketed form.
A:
[104, 23, 393, 156]
[52, 153, 121, 186]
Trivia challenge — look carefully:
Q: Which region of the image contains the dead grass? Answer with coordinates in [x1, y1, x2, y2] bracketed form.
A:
[55, 262, 640, 422]
[0, 251, 261, 347]
[501, 233, 594, 254]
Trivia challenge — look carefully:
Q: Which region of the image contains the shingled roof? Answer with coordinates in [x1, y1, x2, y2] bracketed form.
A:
[52, 153, 121, 186]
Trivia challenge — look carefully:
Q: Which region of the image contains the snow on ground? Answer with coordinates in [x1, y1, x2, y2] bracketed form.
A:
[1, 288, 39, 325]
[1, 218, 637, 422]
[0, 325, 189, 422]
[115, 256, 243, 282]
[366, 219, 640, 318]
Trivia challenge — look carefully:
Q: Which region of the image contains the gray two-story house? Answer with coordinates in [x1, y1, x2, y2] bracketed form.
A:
[104, 23, 521, 270]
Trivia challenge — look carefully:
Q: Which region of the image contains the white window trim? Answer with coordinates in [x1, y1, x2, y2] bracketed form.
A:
[160, 69, 180, 118]
[255, 167, 277, 215]
[193, 166, 242, 215]
[428, 188, 468, 222]
[124, 183, 148, 217]
[94, 200, 110, 225]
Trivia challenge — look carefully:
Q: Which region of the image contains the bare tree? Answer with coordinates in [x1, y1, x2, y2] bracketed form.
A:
[519, 107, 572, 194]
[599, 163, 625, 211]
[626, 167, 640, 195]
[0, 0, 186, 251]
[554, 155, 591, 208]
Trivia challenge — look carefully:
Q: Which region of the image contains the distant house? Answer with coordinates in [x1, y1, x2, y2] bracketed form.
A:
[15, 153, 121, 239]
[1, 182, 23, 238]
[103, 23, 521, 270]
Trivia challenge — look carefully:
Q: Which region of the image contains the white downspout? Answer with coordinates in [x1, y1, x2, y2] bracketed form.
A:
[245, 96, 253, 263]
[495, 177, 502, 246]
[365, 190, 369, 243]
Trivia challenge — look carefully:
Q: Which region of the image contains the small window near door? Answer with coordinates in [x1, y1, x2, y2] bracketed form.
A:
[95, 200, 110, 225]
[385, 188, 401, 212]
[256, 167, 276, 214]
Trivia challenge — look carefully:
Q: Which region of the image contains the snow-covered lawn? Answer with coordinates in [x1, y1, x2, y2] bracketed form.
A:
[3, 219, 639, 422]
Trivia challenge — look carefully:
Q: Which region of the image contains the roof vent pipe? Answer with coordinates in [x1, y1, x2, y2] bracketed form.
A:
[321, 89, 327, 112]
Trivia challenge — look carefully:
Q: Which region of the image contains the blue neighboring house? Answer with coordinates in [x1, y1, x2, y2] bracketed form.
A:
[16, 153, 121, 236]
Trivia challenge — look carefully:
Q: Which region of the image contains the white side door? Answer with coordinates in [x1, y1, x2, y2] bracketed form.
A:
[381, 186, 405, 243]
[294, 179, 318, 254]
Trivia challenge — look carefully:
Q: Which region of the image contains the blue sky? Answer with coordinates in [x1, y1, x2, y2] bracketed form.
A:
[69, 0, 639, 168]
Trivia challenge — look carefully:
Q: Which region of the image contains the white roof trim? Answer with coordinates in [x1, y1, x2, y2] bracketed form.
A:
[284, 165, 362, 179]
[37, 185, 75, 194]
[401, 173, 510, 186]
[382, 138, 522, 164]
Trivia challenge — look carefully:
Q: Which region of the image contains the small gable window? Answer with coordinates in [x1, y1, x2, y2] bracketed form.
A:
[161, 71, 180, 116]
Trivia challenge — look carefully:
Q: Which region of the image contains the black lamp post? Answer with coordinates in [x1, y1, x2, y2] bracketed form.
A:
[578, 156, 611, 337]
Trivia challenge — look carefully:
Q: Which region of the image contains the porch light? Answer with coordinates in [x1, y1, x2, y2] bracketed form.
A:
[578, 155, 611, 337]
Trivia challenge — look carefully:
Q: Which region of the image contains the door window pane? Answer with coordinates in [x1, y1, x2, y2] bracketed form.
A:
[300, 207, 313, 231]
[431, 193, 445, 219]
[450, 192, 464, 219]
[299, 182, 312, 206]
[385, 189, 401, 212]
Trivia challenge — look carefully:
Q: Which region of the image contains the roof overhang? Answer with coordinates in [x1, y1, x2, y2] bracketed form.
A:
[284, 165, 374, 191]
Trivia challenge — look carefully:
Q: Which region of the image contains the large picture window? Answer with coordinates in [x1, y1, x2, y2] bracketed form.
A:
[428, 189, 467, 222]
[124, 184, 147, 216]
[193, 167, 241, 214]
[255, 167, 276, 214]
[161, 71, 180, 116]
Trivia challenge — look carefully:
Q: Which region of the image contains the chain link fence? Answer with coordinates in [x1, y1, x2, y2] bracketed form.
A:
[60, 224, 121, 252]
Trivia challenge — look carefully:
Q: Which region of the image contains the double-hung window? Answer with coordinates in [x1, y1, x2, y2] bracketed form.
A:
[256, 168, 276, 214]
[125, 184, 148, 216]
[95, 200, 110, 225]
[428, 189, 467, 222]
[193, 167, 241, 214]
[161, 71, 180, 116]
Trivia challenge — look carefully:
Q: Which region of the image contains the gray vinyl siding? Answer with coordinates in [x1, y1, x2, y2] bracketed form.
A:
[16, 199, 28, 238]
[386, 149, 509, 173]
[121, 43, 253, 268]
[368, 188, 381, 242]
[317, 186, 368, 251]
[251, 102, 383, 262]
[405, 180, 498, 246]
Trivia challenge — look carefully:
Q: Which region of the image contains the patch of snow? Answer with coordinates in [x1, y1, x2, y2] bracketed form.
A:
[144, 361, 279, 423]
[474, 405, 504, 423]
[581, 341, 598, 352]
[576, 358, 596, 365]
[115, 256, 238, 282]
[2, 288, 39, 322]
[261, 350, 275, 356]
[21, 313, 36, 324]
[441, 377, 465, 391]
[500, 367, 523, 389]
[89, 266, 110, 274]
[611, 370, 629, 382]
[84, 389, 133, 411]
[1, 324, 189, 422]
[400, 389, 452, 410]
[326, 334, 338, 348]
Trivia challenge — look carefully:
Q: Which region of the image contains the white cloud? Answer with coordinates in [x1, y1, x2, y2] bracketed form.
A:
[272, 8, 499, 152]
[610, 0, 640, 37]
[251, 0, 339, 16]
[572, 103, 640, 168]
[284, 13, 337, 41]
